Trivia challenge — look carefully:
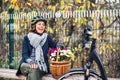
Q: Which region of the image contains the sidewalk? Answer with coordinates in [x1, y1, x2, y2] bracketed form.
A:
[60, 78, 120, 80]
[55, 77, 120, 80]
[43, 77, 120, 80]
[108, 78, 120, 80]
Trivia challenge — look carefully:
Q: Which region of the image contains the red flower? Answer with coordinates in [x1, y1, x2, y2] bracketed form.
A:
[48, 48, 68, 54]
[48, 48, 57, 54]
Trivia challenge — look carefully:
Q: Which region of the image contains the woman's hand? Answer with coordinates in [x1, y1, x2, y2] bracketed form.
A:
[30, 63, 38, 69]
[57, 42, 65, 49]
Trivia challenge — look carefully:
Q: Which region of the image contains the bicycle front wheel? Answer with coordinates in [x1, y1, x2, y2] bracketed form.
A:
[57, 68, 103, 80]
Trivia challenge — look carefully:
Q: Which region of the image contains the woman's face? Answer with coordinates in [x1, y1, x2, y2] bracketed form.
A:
[35, 21, 46, 34]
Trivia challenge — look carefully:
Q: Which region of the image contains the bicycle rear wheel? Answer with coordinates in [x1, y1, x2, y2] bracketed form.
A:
[57, 68, 103, 80]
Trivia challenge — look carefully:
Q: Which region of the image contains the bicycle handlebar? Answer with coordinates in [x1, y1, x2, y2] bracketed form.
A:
[82, 26, 97, 50]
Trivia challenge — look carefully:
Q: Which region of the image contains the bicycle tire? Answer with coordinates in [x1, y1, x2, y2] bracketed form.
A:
[57, 68, 103, 80]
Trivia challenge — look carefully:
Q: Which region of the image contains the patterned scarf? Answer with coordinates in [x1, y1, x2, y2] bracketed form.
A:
[27, 32, 48, 72]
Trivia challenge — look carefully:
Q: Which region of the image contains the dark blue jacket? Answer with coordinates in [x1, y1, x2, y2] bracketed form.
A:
[16, 34, 57, 76]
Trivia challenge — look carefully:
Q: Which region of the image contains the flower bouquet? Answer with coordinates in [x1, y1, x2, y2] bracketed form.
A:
[48, 48, 74, 61]
[48, 48, 75, 78]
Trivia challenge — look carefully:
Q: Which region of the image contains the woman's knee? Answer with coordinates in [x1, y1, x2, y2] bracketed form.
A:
[20, 63, 30, 76]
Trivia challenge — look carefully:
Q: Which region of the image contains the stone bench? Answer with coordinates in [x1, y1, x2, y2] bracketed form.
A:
[0, 68, 26, 80]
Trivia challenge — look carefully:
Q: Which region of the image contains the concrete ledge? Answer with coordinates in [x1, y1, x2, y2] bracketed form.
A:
[0, 68, 26, 80]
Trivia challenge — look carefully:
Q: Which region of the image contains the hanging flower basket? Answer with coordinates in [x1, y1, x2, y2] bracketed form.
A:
[48, 48, 74, 78]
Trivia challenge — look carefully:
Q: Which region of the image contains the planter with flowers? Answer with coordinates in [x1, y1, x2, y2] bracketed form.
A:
[48, 48, 75, 78]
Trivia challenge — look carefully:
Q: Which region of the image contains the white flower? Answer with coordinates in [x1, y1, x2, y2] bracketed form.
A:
[51, 58, 55, 61]
[62, 50, 67, 55]
[67, 50, 72, 54]
[66, 54, 70, 57]
[67, 50, 71, 52]
[60, 52, 64, 56]
[54, 50, 57, 53]
[51, 52, 56, 56]
[49, 48, 75, 61]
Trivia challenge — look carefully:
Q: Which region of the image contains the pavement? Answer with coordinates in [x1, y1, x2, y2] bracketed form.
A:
[42, 75, 120, 80]
[56, 76, 120, 80]
[108, 78, 120, 80]
[60, 78, 120, 80]
[43, 77, 120, 80]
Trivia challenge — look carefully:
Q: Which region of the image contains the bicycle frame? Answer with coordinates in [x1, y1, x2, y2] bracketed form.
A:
[91, 49, 107, 80]
[57, 27, 108, 80]
[84, 38, 108, 80]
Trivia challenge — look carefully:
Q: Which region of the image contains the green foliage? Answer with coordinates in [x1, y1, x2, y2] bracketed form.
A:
[0, 51, 20, 69]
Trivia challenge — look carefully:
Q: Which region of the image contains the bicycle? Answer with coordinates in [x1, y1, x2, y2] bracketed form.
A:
[57, 26, 108, 80]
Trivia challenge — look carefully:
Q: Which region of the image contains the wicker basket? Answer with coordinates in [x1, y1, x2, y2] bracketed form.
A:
[50, 48, 71, 78]
[50, 60, 71, 78]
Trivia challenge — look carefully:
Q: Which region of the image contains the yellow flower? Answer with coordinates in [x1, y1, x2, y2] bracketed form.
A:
[66, 50, 75, 61]
[60, 1, 65, 5]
